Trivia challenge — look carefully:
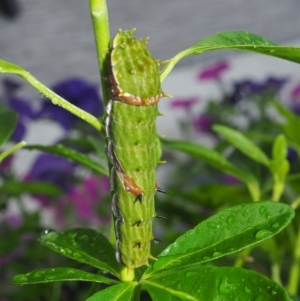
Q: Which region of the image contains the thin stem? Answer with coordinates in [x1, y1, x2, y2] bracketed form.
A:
[271, 261, 282, 285]
[0, 141, 26, 162]
[287, 217, 300, 295]
[89, 0, 111, 107]
[0, 64, 102, 130]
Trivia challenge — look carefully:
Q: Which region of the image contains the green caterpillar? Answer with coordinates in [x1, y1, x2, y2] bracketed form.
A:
[105, 29, 168, 269]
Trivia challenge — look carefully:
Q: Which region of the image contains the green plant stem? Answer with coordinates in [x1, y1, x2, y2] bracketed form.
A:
[271, 181, 284, 202]
[0, 140, 26, 161]
[287, 221, 300, 295]
[89, 0, 111, 107]
[271, 261, 282, 285]
[0, 63, 102, 131]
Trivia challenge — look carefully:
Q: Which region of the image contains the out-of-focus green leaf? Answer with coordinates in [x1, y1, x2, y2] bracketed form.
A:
[0, 110, 18, 147]
[12, 267, 118, 285]
[39, 228, 119, 277]
[213, 124, 270, 167]
[25, 144, 108, 176]
[161, 30, 300, 82]
[162, 139, 260, 200]
[0, 181, 63, 197]
[143, 266, 292, 301]
[86, 282, 137, 301]
[144, 201, 294, 278]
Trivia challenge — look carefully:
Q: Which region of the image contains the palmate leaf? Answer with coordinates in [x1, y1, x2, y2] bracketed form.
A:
[39, 228, 119, 277]
[25, 144, 109, 176]
[213, 125, 271, 167]
[12, 267, 118, 285]
[86, 282, 137, 301]
[0, 109, 18, 147]
[142, 266, 292, 301]
[160, 30, 300, 82]
[144, 201, 294, 278]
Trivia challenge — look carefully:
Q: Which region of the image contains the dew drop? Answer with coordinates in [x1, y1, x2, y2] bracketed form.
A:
[242, 211, 248, 217]
[226, 215, 235, 229]
[244, 285, 252, 294]
[207, 222, 218, 229]
[255, 229, 273, 240]
[212, 251, 221, 258]
[219, 214, 225, 220]
[73, 252, 82, 259]
[202, 256, 210, 261]
[271, 222, 280, 230]
[271, 289, 277, 295]
[247, 218, 254, 223]
[51, 98, 59, 105]
[259, 206, 267, 215]
[14, 275, 28, 283]
[219, 277, 234, 295]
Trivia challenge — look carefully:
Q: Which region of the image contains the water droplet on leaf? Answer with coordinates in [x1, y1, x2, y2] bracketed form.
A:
[259, 206, 267, 215]
[219, 277, 234, 295]
[255, 229, 273, 240]
[226, 215, 235, 229]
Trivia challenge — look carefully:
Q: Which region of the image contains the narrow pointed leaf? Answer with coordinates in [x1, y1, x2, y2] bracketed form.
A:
[0, 59, 102, 130]
[144, 201, 294, 278]
[0, 110, 18, 147]
[25, 144, 108, 176]
[143, 266, 292, 301]
[86, 282, 136, 301]
[213, 125, 270, 166]
[39, 228, 119, 277]
[162, 139, 257, 185]
[12, 267, 118, 285]
[0, 180, 63, 197]
[161, 30, 300, 81]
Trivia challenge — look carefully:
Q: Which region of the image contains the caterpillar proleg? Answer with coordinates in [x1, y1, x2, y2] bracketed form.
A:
[105, 29, 168, 269]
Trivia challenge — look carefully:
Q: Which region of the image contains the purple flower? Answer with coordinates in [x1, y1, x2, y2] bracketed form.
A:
[227, 76, 288, 104]
[25, 153, 77, 206]
[290, 82, 300, 101]
[220, 174, 240, 185]
[170, 97, 199, 111]
[35, 78, 103, 130]
[197, 60, 229, 82]
[63, 176, 110, 224]
[193, 114, 214, 133]
[1, 79, 35, 141]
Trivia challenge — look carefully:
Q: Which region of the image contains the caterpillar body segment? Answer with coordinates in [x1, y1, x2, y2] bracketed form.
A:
[105, 29, 167, 269]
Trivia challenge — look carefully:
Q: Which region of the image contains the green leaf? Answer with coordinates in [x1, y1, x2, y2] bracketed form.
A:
[0, 59, 102, 130]
[39, 228, 119, 277]
[143, 266, 292, 301]
[213, 125, 270, 167]
[0, 110, 18, 147]
[25, 144, 108, 176]
[162, 139, 260, 200]
[161, 30, 300, 82]
[270, 100, 300, 145]
[86, 282, 136, 301]
[0, 180, 63, 197]
[162, 139, 251, 183]
[144, 201, 294, 278]
[12, 267, 118, 285]
[272, 134, 287, 163]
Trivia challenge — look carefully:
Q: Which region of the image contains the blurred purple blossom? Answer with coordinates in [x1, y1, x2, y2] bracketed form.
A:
[290, 82, 300, 101]
[227, 76, 288, 104]
[62, 176, 110, 225]
[170, 97, 199, 111]
[193, 114, 214, 133]
[197, 60, 229, 82]
[1, 78, 35, 141]
[35, 78, 103, 130]
[0, 154, 14, 173]
[220, 174, 240, 185]
[24, 153, 77, 206]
